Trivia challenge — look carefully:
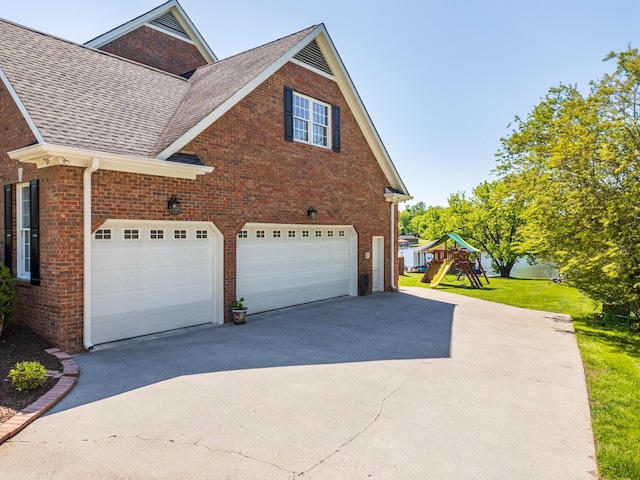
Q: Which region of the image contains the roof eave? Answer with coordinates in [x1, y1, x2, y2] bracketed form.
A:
[0, 65, 45, 144]
[8, 143, 213, 180]
[314, 28, 411, 197]
[385, 191, 413, 203]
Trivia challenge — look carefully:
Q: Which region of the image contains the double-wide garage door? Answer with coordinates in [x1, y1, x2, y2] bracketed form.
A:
[236, 224, 357, 313]
[91, 220, 222, 345]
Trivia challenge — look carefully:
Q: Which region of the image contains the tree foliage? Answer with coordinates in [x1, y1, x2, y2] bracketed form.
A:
[398, 182, 530, 277]
[496, 47, 640, 313]
[447, 181, 529, 277]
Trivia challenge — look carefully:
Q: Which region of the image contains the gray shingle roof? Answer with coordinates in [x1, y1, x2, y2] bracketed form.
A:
[154, 26, 316, 154]
[0, 18, 315, 158]
[0, 19, 189, 157]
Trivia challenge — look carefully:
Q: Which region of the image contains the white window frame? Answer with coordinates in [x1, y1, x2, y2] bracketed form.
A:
[16, 183, 31, 280]
[292, 92, 331, 148]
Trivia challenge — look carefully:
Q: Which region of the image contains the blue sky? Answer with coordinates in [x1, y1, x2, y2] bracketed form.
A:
[3, 1, 640, 207]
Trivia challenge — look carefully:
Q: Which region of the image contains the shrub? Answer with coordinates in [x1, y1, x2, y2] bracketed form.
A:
[0, 264, 16, 336]
[8, 361, 48, 391]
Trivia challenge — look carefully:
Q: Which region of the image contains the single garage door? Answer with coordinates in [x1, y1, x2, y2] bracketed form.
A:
[236, 223, 357, 313]
[91, 220, 223, 345]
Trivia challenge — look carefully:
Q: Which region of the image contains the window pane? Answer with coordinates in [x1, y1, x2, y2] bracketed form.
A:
[21, 186, 30, 229]
[313, 102, 328, 125]
[293, 95, 309, 119]
[294, 118, 308, 141]
[313, 124, 327, 146]
[21, 230, 30, 273]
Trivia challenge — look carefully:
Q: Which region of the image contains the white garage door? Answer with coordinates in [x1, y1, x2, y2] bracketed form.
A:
[91, 220, 223, 345]
[236, 224, 357, 313]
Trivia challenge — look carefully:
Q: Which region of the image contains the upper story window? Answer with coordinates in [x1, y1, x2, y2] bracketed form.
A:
[293, 92, 329, 147]
[284, 86, 339, 152]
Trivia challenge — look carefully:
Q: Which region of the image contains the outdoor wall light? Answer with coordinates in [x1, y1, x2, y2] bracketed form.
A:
[168, 195, 181, 215]
[307, 206, 318, 221]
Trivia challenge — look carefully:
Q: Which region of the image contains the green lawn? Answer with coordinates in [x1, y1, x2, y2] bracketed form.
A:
[399, 273, 640, 480]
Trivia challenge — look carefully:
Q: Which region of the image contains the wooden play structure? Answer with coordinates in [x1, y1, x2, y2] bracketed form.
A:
[420, 233, 489, 289]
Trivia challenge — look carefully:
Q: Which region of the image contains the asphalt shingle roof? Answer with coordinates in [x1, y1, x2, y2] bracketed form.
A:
[0, 19, 189, 157]
[155, 26, 315, 154]
[0, 18, 315, 158]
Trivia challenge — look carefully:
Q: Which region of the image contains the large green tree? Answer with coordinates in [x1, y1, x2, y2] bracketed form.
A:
[446, 181, 529, 277]
[496, 48, 640, 313]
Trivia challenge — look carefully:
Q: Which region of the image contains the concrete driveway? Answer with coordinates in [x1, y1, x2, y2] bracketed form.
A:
[0, 287, 596, 479]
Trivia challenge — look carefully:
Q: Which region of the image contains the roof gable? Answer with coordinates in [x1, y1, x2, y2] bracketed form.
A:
[156, 24, 410, 197]
[85, 0, 217, 64]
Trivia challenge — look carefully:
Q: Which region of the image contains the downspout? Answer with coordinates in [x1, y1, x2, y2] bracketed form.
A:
[83, 158, 100, 350]
[390, 201, 397, 290]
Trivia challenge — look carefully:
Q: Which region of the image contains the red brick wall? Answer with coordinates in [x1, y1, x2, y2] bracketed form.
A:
[2, 61, 399, 353]
[91, 61, 396, 316]
[0, 85, 84, 352]
[98, 25, 209, 75]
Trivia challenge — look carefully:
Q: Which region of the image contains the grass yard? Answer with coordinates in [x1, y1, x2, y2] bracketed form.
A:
[399, 273, 640, 480]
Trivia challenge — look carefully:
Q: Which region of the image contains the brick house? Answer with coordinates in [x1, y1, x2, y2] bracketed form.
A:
[0, 1, 411, 353]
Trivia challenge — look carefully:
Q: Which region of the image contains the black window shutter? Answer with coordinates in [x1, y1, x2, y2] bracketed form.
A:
[4, 185, 12, 275]
[284, 86, 293, 142]
[29, 179, 40, 286]
[332, 105, 341, 153]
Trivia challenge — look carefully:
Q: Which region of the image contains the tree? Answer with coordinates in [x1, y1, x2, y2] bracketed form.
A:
[496, 47, 640, 313]
[398, 202, 427, 236]
[410, 205, 447, 240]
[446, 181, 529, 277]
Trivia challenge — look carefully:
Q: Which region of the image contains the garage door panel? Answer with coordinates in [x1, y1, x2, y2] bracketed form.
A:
[91, 222, 219, 345]
[245, 279, 350, 313]
[237, 225, 356, 314]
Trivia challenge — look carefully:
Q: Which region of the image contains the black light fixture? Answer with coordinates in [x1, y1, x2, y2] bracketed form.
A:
[307, 206, 318, 221]
[168, 195, 181, 215]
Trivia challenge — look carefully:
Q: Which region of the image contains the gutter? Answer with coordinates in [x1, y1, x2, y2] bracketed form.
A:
[83, 158, 100, 350]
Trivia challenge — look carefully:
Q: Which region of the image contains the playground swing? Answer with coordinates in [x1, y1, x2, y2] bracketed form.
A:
[419, 233, 489, 289]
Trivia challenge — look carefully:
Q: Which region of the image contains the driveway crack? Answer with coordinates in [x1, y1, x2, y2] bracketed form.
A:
[298, 361, 426, 477]
[101, 434, 298, 476]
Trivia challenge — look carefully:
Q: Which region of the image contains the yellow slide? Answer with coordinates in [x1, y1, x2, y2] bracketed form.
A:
[430, 258, 453, 288]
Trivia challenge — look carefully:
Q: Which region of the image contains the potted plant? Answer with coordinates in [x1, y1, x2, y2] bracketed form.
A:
[229, 297, 247, 325]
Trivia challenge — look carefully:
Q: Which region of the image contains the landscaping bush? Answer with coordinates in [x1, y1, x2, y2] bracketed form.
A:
[0, 264, 16, 336]
[8, 361, 48, 392]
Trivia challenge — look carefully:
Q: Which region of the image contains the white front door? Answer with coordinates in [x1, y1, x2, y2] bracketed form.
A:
[372, 236, 384, 292]
[91, 220, 223, 345]
[236, 224, 357, 313]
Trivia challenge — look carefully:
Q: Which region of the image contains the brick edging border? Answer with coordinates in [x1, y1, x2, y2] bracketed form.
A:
[0, 348, 78, 445]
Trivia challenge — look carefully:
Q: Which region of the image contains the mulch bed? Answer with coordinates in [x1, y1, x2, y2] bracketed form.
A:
[0, 323, 62, 424]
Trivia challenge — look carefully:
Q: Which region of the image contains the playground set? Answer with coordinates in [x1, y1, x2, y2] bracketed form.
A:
[419, 233, 489, 289]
